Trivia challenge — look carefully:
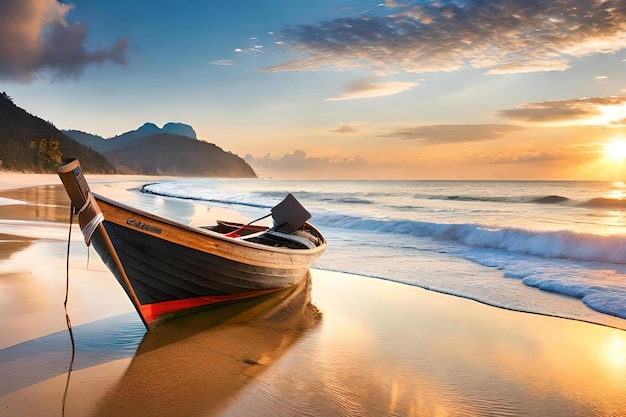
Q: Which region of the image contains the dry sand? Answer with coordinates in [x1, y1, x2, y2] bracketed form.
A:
[1, 174, 625, 417]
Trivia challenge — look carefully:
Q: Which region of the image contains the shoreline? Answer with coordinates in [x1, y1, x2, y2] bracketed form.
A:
[386, 278, 626, 331]
[1, 177, 625, 416]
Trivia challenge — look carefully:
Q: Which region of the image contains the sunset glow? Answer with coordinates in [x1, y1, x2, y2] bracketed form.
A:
[2, 1, 626, 179]
[592, 103, 626, 126]
[604, 139, 626, 163]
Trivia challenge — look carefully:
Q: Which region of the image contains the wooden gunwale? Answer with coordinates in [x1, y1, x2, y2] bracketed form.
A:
[94, 193, 326, 270]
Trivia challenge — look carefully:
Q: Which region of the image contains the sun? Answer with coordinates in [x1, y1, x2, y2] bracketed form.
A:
[603, 138, 626, 162]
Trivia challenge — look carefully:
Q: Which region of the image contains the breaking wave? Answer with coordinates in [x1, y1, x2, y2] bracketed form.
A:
[315, 213, 626, 265]
[581, 197, 626, 209]
[140, 184, 272, 209]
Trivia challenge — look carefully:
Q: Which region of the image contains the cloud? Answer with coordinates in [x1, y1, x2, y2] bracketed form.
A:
[331, 124, 362, 134]
[245, 149, 367, 176]
[497, 96, 626, 125]
[210, 60, 236, 66]
[266, 0, 626, 75]
[0, 0, 128, 82]
[475, 150, 559, 165]
[328, 80, 418, 100]
[382, 124, 523, 144]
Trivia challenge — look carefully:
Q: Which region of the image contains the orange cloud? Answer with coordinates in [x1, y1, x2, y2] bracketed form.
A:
[245, 150, 368, 178]
[497, 96, 626, 126]
[381, 124, 523, 144]
[327, 80, 419, 100]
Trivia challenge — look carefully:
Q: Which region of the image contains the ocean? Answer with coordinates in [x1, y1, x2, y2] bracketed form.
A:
[2, 177, 626, 416]
[141, 179, 626, 330]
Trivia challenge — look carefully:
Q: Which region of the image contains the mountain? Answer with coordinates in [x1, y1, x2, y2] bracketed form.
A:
[104, 133, 256, 176]
[65, 123, 256, 177]
[162, 122, 196, 139]
[62, 129, 104, 150]
[65, 122, 197, 153]
[0, 92, 115, 173]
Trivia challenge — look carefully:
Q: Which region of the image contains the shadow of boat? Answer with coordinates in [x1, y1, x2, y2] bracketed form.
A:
[0, 313, 144, 397]
[90, 272, 319, 417]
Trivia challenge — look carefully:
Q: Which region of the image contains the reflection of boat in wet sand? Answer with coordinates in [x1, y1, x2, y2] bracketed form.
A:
[57, 159, 326, 330]
[91, 273, 318, 417]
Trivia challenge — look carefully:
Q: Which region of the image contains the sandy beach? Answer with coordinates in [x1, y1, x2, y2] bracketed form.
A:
[1, 173, 625, 417]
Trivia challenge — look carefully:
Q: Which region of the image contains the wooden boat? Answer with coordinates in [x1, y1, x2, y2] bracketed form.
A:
[57, 159, 326, 330]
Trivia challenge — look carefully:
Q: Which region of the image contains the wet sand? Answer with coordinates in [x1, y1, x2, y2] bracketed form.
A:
[1, 174, 625, 417]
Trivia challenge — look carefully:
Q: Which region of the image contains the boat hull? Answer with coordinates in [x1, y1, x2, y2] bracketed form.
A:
[93, 197, 321, 326]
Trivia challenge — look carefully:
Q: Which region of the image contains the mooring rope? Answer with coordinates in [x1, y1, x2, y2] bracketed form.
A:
[62, 204, 76, 417]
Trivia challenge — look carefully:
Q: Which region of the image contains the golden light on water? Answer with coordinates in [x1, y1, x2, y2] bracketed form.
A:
[603, 331, 626, 369]
[603, 182, 626, 200]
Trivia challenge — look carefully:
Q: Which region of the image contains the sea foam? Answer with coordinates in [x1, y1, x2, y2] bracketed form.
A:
[315, 213, 626, 265]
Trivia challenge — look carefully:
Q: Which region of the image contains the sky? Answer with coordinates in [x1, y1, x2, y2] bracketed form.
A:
[2, 0, 626, 180]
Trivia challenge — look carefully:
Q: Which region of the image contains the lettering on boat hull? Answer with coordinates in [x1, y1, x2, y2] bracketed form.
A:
[127, 218, 162, 234]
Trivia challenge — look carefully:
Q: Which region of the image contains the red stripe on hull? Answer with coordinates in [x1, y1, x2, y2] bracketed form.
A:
[139, 289, 279, 324]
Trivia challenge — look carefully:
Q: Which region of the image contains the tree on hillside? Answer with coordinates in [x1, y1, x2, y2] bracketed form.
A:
[29, 137, 62, 172]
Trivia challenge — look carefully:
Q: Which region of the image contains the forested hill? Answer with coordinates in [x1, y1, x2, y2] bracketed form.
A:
[0, 93, 115, 173]
[0, 93, 257, 177]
